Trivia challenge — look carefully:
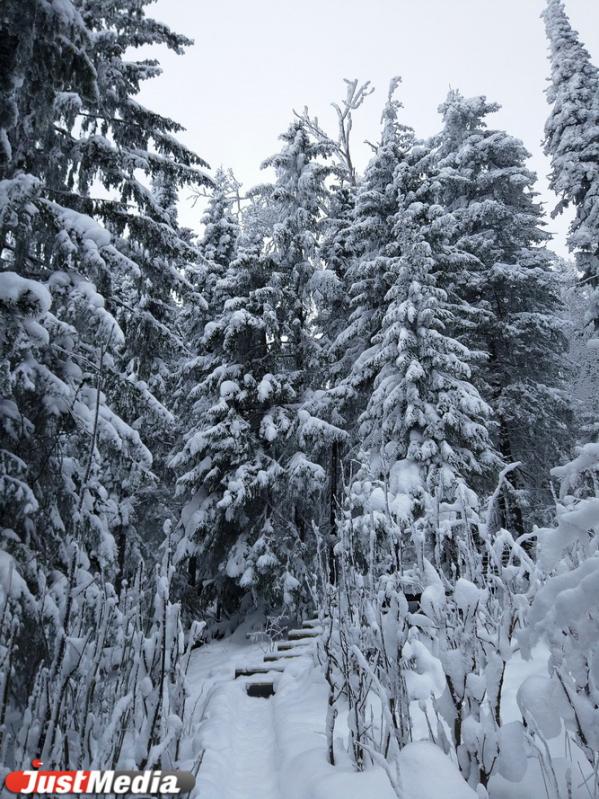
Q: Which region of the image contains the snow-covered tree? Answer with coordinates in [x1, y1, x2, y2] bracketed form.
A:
[544, 0, 599, 327]
[71, 0, 211, 569]
[435, 91, 573, 527]
[171, 219, 300, 616]
[197, 168, 240, 310]
[1, 0, 144, 591]
[0, 0, 207, 709]
[174, 121, 346, 613]
[259, 121, 345, 581]
[316, 184, 356, 378]
[334, 79, 414, 408]
[260, 120, 331, 382]
[349, 201, 497, 572]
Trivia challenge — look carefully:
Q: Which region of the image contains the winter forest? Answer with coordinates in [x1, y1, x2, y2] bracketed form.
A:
[1, 0, 599, 797]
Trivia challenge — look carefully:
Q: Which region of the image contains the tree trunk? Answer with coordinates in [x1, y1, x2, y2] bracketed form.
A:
[188, 555, 197, 588]
[328, 441, 339, 584]
[115, 524, 126, 595]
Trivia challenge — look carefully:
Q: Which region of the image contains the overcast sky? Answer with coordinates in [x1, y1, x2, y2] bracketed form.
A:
[138, 0, 599, 257]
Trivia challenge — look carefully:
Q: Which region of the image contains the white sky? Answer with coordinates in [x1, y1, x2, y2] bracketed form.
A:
[138, 0, 599, 257]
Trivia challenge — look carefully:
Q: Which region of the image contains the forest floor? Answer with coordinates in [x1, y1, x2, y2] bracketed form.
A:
[185, 623, 581, 799]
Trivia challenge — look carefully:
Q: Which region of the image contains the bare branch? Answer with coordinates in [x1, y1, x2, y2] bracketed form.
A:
[294, 78, 374, 185]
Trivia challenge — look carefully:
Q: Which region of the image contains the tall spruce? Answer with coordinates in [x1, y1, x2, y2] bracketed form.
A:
[348, 195, 497, 572]
[434, 91, 573, 527]
[172, 127, 347, 612]
[544, 0, 599, 326]
[0, 0, 207, 707]
[171, 219, 292, 615]
[334, 80, 414, 411]
[261, 120, 345, 602]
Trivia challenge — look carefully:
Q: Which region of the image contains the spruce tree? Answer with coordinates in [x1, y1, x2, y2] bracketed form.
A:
[544, 0, 599, 324]
[172, 208, 308, 614]
[434, 91, 573, 526]
[200, 168, 240, 268]
[324, 81, 415, 573]
[0, 0, 207, 703]
[260, 120, 346, 553]
[350, 200, 496, 572]
[0, 0, 144, 570]
[172, 120, 348, 610]
[260, 121, 332, 381]
[71, 0, 211, 572]
[335, 80, 414, 406]
[316, 183, 356, 381]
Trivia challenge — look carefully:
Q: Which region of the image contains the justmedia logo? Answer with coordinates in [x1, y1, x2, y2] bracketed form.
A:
[3, 760, 196, 794]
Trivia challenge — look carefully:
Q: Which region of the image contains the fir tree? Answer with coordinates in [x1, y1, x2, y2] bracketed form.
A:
[174, 121, 348, 610]
[325, 80, 415, 572]
[171, 216, 301, 614]
[200, 168, 240, 269]
[0, 0, 207, 705]
[335, 80, 414, 406]
[315, 183, 356, 379]
[69, 0, 211, 574]
[544, 0, 599, 325]
[260, 121, 346, 556]
[350, 201, 496, 571]
[261, 120, 332, 382]
[434, 91, 573, 526]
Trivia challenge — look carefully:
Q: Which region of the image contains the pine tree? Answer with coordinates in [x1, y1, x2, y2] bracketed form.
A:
[544, 0, 599, 325]
[434, 91, 573, 527]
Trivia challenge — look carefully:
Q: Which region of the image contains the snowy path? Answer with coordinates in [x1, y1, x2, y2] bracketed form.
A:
[225, 688, 279, 799]
[185, 623, 289, 799]
[187, 622, 485, 799]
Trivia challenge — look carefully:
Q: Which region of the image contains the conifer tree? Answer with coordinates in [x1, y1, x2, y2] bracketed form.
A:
[434, 91, 573, 526]
[174, 121, 347, 610]
[544, 0, 599, 325]
[335, 80, 414, 407]
[349, 201, 496, 571]
[260, 121, 346, 555]
[200, 169, 240, 268]
[171, 210, 308, 614]
[0, 0, 144, 571]
[0, 0, 207, 704]
[316, 183, 356, 380]
[261, 121, 332, 381]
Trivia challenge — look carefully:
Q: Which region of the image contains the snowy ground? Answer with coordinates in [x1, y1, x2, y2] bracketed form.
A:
[184, 628, 584, 799]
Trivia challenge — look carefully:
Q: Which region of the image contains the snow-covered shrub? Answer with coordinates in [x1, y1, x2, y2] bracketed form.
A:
[417, 557, 531, 789]
[314, 511, 412, 786]
[519, 444, 599, 791]
[0, 527, 204, 777]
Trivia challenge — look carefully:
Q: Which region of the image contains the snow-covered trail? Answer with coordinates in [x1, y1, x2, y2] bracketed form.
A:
[185, 624, 574, 799]
[225, 689, 279, 799]
[184, 623, 287, 799]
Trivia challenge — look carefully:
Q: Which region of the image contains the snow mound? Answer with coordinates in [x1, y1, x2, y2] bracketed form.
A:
[398, 742, 478, 799]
